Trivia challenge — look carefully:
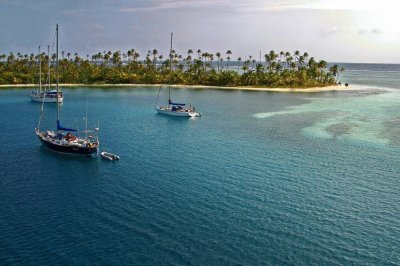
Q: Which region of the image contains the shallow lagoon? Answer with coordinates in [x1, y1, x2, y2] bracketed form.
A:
[1, 65, 400, 264]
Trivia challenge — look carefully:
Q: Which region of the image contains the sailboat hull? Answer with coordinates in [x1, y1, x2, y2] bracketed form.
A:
[30, 92, 63, 103]
[156, 107, 201, 117]
[36, 131, 97, 155]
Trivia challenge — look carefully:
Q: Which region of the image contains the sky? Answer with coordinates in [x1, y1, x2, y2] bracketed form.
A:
[1, 0, 400, 63]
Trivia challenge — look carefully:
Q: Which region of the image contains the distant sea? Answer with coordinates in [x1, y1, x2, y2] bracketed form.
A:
[0, 63, 400, 265]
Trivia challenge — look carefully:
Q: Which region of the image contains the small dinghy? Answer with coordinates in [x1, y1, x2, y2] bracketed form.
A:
[101, 152, 120, 161]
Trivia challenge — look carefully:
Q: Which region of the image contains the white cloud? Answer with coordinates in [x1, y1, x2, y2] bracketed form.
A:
[371, 28, 383, 35]
[119, 0, 226, 12]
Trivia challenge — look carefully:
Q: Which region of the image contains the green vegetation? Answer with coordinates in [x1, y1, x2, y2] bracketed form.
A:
[0, 49, 344, 87]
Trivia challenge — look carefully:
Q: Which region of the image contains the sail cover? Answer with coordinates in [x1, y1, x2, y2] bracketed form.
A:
[168, 99, 186, 106]
[170, 102, 186, 106]
[57, 120, 77, 132]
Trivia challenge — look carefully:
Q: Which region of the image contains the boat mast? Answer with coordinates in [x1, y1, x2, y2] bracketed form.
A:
[56, 24, 60, 124]
[85, 95, 88, 139]
[38, 46, 42, 94]
[168, 32, 173, 104]
[47, 45, 51, 91]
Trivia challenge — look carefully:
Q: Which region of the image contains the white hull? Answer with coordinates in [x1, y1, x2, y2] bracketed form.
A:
[156, 107, 201, 117]
[101, 152, 120, 161]
[31, 95, 63, 103]
[30, 91, 63, 103]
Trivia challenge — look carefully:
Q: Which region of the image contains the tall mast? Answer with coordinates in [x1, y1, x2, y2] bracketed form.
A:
[168, 32, 173, 103]
[85, 95, 88, 138]
[47, 45, 51, 91]
[38, 46, 42, 93]
[56, 24, 60, 123]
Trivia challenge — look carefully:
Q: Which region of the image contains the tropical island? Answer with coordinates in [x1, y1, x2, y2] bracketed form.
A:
[0, 49, 344, 89]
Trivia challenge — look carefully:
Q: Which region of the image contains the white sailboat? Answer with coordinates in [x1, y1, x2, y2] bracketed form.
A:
[155, 33, 201, 117]
[30, 45, 63, 103]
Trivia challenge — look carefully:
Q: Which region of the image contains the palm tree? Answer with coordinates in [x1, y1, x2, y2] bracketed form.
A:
[216, 52, 221, 72]
[186, 49, 193, 68]
[248, 55, 253, 70]
[285, 52, 291, 69]
[303, 52, 309, 63]
[226, 50, 232, 69]
[286, 56, 293, 70]
[97, 52, 102, 63]
[279, 51, 285, 69]
[152, 49, 158, 68]
[209, 53, 214, 71]
[103, 53, 110, 64]
[237, 57, 242, 73]
[133, 51, 140, 62]
[127, 49, 133, 62]
[318, 60, 327, 69]
[197, 49, 202, 60]
[294, 50, 300, 64]
[298, 55, 305, 69]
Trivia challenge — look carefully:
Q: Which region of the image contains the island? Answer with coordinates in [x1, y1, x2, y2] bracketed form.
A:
[0, 49, 345, 90]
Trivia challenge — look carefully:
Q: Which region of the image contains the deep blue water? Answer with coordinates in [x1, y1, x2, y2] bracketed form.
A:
[1, 64, 400, 264]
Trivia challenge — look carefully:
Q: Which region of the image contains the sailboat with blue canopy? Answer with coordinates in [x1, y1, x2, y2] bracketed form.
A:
[35, 24, 99, 155]
[155, 33, 201, 117]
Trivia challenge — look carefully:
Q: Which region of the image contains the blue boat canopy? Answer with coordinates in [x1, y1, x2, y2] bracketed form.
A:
[57, 120, 77, 132]
[168, 99, 186, 106]
[170, 102, 186, 106]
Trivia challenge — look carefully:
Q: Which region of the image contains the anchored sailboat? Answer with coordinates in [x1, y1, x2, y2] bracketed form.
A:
[35, 24, 99, 155]
[155, 33, 201, 117]
[30, 45, 63, 103]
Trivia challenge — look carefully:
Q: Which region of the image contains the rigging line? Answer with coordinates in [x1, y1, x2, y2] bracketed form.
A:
[37, 80, 47, 129]
[38, 46, 42, 94]
[47, 45, 51, 91]
[169, 32, 173, 102]
[155, 85, 162, 108]
[85, 94, 89, 138]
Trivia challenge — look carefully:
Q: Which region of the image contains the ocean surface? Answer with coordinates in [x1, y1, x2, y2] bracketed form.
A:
[1, 63, 400, 265]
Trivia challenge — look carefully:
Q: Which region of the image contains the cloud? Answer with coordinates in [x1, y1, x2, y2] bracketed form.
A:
[358, 28, 384, 35]
[118, 0, 322, 13]
[119, 0, 226, 12]
[319, 26, 340, 37]
[371, 28, 383, 35]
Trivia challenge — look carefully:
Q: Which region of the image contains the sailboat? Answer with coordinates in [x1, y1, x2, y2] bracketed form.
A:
[30, 45, 63, 103]
[155, 33, 201, 117]
[35, 24, 99, 155]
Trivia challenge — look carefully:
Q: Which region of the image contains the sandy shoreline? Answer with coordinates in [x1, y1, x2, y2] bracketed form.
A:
[0, 83, 348, 93]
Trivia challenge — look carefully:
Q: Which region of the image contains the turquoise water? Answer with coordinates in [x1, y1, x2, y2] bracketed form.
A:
[1, 65, 400, 264]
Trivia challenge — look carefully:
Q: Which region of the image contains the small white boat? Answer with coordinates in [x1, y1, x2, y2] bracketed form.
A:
[101, 152, 120, 161]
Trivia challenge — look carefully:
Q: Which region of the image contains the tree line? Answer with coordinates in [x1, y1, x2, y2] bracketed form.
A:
[0, 49, 344, 87]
